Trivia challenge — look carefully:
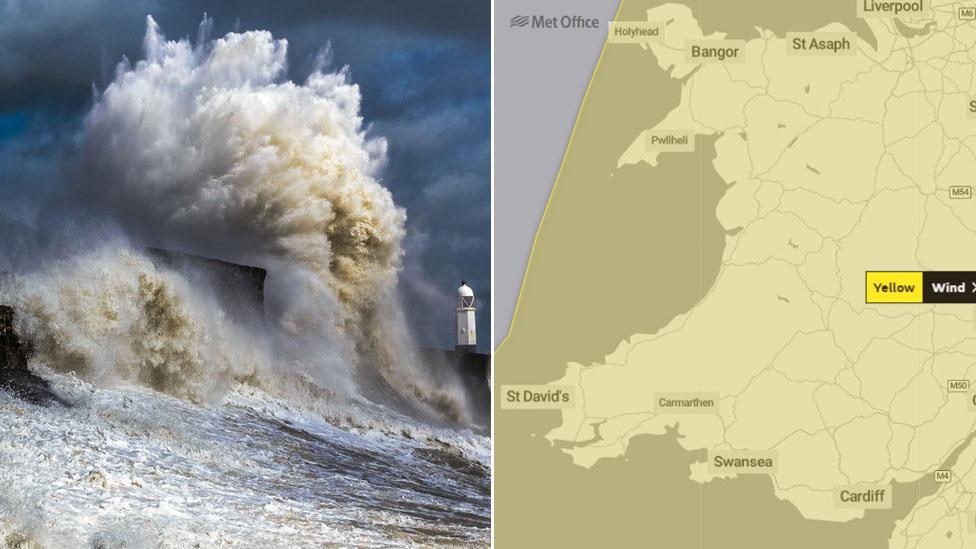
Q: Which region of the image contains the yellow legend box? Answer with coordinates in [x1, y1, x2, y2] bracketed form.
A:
[865, 271, 923, 303]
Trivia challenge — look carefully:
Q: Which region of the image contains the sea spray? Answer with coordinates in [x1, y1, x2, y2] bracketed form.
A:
[0, 248, 266, 403]
[17, 16, 471, 422]
[0, 12, 488, 548]
[78, 16, 404, 349]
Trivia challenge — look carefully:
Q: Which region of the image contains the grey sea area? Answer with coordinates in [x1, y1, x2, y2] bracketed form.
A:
[493, 0, 620, 347]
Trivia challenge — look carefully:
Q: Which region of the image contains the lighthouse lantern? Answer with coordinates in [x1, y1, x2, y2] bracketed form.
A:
[456, 280, 477, 352]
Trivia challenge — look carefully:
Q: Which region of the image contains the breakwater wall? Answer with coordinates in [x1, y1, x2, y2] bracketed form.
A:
[0, 251, 491, 414]
[144, 248, 267, 321]
[419, 347, 490, 422]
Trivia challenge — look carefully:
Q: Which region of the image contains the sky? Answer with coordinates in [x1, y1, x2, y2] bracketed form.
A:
[0, 0, 490, 352]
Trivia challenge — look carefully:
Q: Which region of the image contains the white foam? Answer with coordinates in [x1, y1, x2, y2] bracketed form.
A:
[0, 372, 489, 547]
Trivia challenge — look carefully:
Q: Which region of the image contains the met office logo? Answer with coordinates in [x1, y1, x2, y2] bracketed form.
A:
[509, 14, 600, 30]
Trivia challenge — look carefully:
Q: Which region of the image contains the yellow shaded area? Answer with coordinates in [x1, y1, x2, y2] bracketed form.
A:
[865, 271, 923, 303]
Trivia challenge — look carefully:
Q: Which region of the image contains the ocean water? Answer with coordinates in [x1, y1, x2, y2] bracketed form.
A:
[0, 17, 490, 547]
[0, 370, 490, 548]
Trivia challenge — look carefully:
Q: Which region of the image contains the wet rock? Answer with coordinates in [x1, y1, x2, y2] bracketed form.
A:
[0, 305, 65, 406]
[0, 305, 28, 371]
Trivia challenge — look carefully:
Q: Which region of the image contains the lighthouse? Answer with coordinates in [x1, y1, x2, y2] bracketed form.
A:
[456, 280, 477, 353]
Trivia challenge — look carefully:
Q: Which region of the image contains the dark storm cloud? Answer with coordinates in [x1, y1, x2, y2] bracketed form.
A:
[0, 0, 488, 111]
[0, 0, 490, 351]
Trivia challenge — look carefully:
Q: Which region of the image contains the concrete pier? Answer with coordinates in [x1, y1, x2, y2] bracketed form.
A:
[144, 247, 267, 320]
[420, 347, 490, 422]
